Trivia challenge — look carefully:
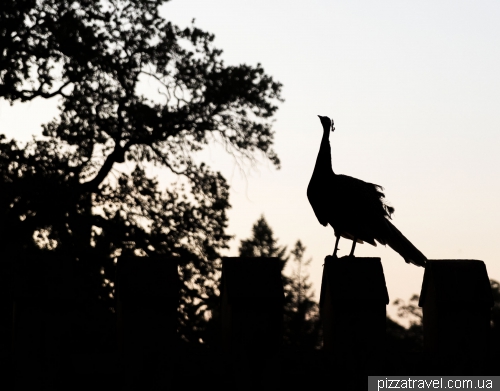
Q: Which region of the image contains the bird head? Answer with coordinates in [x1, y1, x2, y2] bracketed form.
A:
[318, 115, 335, 132]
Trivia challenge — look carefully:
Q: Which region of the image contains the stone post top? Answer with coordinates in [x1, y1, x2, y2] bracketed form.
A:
[221, 257, 284, 304]
[419, 259, 493, 307]
[324, 255, 381, 263]
[321, 255, 389, 305]
[116, 255, 180, 303]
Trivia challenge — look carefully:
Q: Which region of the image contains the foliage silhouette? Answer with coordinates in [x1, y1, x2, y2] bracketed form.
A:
[238, 216, 321, 348]
[286, 240, 321, 348]
[387, 294, 423, 353]
[0, 0, 283, 343]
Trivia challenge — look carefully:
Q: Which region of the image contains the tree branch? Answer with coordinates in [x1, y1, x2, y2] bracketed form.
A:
[19, 81, 71, 101]
[80, 140, 132, 192]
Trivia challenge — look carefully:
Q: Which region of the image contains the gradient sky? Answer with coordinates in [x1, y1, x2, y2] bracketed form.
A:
[2, 0, 500, 318]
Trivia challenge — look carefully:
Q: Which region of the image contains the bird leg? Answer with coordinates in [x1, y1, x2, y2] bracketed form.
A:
[332, 235, 340, 257]
[349, 238, 357, 257]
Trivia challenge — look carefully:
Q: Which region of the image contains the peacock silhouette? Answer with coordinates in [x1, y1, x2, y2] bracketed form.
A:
[307, 115, 426, 267]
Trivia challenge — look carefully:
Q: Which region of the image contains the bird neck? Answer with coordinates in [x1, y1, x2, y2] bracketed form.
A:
[314, 128, 335, 175]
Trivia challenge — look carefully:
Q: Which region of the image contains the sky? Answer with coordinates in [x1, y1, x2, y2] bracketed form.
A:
[1, 0, 500, 320]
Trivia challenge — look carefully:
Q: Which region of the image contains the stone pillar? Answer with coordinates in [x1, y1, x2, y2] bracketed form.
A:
[220, 257, 284, 388]
[0, 258, 13, 382]
[116, 256, 179, 390]
[320, 256, 389, 377]
[12, 254, 77, 389]
[419, 259, 493, 375]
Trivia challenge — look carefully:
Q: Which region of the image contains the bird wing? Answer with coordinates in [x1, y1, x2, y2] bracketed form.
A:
[329, 175, 392, 245]
[335, 175, 393, 219]
[336, 176, 426, 266]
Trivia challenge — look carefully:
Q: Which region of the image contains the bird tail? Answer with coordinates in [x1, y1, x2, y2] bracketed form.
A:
[382, 220, 427, 267]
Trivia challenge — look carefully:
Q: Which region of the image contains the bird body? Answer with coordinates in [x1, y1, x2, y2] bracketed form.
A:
[308, 116, 426, 267]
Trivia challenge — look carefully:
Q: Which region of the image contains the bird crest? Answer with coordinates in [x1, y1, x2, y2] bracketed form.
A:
[318, 115, 335, 132]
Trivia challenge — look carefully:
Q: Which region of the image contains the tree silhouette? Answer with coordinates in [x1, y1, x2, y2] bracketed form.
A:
[285, 240, 321, 348]
[239, 216, 288, 259]
[0, 0, 283, 343]
[387, 295, 423, 353]
[239, 216, 320, 348]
